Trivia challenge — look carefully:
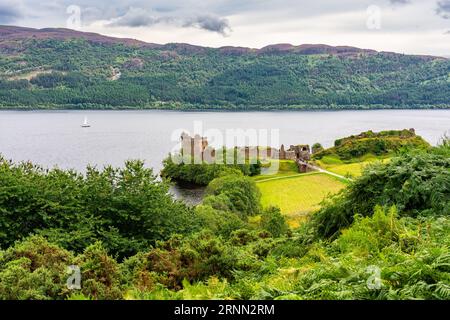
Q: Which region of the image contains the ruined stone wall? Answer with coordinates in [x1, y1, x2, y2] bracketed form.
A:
[179, 134, 311, 164]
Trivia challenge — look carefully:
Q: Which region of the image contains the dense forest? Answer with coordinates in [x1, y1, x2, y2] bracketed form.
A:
[0, 27, 449, 110]
[0, 134, 448, 300]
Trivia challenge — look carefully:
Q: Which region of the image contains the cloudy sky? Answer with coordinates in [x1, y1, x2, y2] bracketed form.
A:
[1, 0, 449, 56]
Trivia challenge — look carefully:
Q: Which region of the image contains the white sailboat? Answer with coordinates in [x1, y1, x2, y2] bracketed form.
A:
[81, 116, 91, 128]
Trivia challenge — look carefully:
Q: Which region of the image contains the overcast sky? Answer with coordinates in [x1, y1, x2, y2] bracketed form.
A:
[1, 0, 449, 56]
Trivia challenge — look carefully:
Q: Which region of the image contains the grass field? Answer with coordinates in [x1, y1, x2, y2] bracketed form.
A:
[257, 172, 346, 228]
[315, 154, 390, 178]
[253, 160, 299, 181]
[319, 162, 368, 177]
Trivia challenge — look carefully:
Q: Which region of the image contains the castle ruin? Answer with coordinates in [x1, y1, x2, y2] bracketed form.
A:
[179, 133, 312, 173]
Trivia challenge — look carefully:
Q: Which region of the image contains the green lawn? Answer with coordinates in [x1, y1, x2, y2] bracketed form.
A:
[253, 160, 299, 181]
[256, 172, 346, 227]
[315, 154, 390, 178]
[319, 162, 368, 177]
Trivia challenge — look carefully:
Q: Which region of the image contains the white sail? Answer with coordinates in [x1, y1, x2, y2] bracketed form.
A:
[82, 117, 90, 127]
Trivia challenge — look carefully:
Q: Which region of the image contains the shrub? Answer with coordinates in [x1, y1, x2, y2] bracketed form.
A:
[206, 175, 261, 217]
[311, 147, 450, 239]
[161, 154, 261, 186]
[0, 236, 73, 300]
[261, 207, 288, 237]
[0, 237, 125, 300]
[74, 242, 123, 300]
[121, 232, 257, 289]
[195, 204, 247, 238]
[312, 143, 324, 154]
[0, 158, 199, 258]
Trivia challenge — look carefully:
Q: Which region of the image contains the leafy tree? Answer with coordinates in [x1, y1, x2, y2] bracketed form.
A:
[161, 155, 261, 186]
[0, 158, 200, 258]
[311, 143, 324, 154]
[206, 175, 261, 217]
[261, 207, 288, 237]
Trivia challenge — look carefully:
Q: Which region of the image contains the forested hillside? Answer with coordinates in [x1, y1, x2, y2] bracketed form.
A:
[0, 26, 449, 110]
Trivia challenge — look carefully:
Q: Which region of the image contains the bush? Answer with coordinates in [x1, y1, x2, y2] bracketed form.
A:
[74, 242, 123, 300]
[0, 236, 125, 300]
[0, 236, 73, 300]
[121, 231, 259, 290]
[0, 158, 200, 258]
[261, 207, 288, 237]
[290, 208, 450, 300]
[195, 204, 247, 238]
[311, 145, 450, 239]
[202, 194, 233, 212]
[312, 143, 324, 154]
[161, 156, 261, 186]
[206, 175, 261, 217]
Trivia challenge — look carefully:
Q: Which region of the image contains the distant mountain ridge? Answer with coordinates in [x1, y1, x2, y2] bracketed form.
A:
[0, 25, 148, 47]
[0, 25, 449, 110]
[0, 25, 443, 59]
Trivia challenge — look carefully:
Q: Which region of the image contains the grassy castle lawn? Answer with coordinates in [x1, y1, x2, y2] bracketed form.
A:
[253, 155, 392, 227]
[256, 172, 346, 228]
[315, 154, 391, 178]
[252, 159, 300, 181]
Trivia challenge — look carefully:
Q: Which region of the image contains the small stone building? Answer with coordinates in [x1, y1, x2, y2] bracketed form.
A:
[180, 132, 208, 162]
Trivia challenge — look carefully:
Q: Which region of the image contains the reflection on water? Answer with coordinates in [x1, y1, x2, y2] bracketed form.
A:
[169, 183, 206, 206]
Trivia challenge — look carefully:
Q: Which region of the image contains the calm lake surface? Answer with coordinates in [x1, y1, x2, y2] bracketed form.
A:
[0, 110, 449, 173]
[1, 109, 448, 204]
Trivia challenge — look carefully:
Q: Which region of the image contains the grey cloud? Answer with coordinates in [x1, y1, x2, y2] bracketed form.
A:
[437, 0, 450, 19]
[389, 0, 411, 4]
[153, 5, 179, 13]
[0, 4, 22, 23]
[107, 7, 231, 35]
[107, 7, 158, 27]
[17, 0, 378, 29]
[183, 15, 231, 35]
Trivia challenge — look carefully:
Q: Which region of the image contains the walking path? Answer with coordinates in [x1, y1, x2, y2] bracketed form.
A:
[255, 172, 319, 183]
[298, 160, 353, 181]
[255, 163, 352, 184]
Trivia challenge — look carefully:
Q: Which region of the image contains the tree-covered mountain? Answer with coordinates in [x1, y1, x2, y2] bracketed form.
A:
[0, 26, 449, 110]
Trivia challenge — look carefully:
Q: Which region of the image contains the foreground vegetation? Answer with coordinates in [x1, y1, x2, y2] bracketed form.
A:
[0, 135, 448, 300]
